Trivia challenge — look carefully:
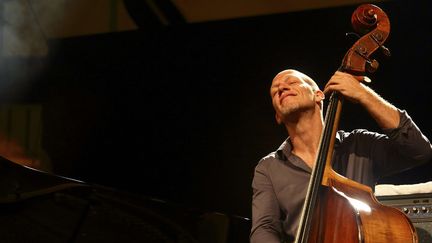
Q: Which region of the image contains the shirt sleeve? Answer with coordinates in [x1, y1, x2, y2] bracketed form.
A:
[374, 109, 432, 177]
[250, 160, 283, 243]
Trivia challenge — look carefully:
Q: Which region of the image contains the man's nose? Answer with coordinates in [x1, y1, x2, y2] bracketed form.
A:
[278, 83, 290, 92]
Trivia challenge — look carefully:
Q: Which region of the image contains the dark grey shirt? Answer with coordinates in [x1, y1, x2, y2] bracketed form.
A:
[250, 110, 432, 243]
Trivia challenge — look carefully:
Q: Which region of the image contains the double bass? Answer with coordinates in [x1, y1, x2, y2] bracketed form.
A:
[294, 4, 418, 243]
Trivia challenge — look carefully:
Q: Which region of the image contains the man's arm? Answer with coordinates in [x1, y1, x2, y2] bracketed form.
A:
[323, 71, 399, 129]
[377, 110, 432, 175]
[250, 162, 283, 243]
[324, 71, 432, 174]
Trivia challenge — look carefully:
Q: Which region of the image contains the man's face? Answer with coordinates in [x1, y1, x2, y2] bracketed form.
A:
[270, 70, 320, 123]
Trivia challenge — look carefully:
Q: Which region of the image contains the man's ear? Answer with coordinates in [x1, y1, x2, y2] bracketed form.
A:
[315, 90, 325, 101]
[275, 113, 282, 125]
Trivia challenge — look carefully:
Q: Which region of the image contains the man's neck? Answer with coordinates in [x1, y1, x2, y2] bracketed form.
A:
[286, 113, 323, 168]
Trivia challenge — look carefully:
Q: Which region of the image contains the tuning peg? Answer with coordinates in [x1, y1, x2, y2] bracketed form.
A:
[370, 32, 391, 57]
[366, 59, 379, 73]
[380, 45, 391, 57]
[346, 32, 361, 40]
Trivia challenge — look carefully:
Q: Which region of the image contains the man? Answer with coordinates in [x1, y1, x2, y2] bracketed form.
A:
[250, 69, 432, 242]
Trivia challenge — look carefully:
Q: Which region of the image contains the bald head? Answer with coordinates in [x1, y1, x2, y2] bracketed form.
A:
[273, 69, 320, 92]
[270, 69, 325, 114]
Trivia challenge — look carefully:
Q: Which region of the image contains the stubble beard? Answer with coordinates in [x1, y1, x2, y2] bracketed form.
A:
[279, 103, 302, 122]
[279, 101, 315, 123]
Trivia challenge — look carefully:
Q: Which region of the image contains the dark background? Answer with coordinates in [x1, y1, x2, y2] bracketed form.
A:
[4, 0, 431, 220]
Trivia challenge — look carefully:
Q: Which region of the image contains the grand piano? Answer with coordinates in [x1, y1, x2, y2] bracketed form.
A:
[0, 157, 251, 243]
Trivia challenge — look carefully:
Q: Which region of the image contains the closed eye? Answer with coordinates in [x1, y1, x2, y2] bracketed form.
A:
[288, 80, 300, 86]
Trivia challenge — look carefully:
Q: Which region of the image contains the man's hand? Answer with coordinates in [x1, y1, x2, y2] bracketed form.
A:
[323, 71, 369, 104]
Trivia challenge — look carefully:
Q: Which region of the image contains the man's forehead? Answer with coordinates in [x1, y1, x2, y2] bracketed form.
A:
[271, 69, 320, 91]
[273, 69, 303, 82]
